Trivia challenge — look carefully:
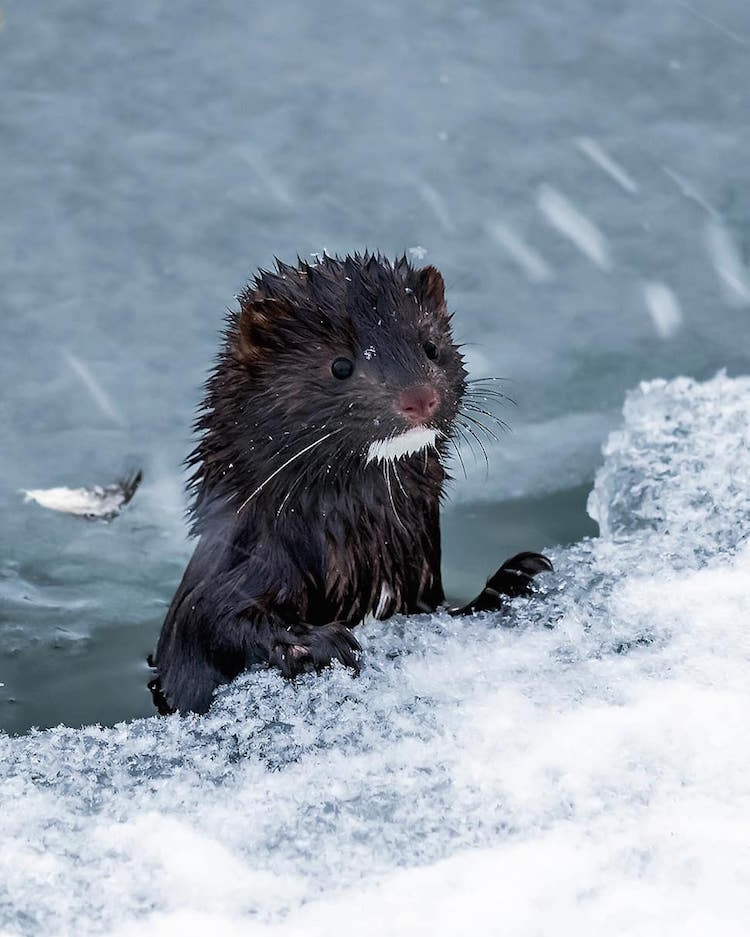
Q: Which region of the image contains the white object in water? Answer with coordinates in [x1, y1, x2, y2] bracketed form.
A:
[21, 471, 142, 520]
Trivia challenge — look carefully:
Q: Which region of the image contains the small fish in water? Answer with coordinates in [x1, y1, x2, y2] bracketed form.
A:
[21, 471, 142, 521]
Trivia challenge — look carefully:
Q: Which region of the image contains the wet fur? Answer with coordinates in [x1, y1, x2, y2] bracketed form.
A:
[150, 253, 550, 714]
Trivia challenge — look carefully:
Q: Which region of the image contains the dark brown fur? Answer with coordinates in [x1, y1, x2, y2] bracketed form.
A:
[150, 253, 550, 714]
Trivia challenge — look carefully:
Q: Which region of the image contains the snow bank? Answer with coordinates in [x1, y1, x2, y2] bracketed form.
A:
[2, 373, 750, 937]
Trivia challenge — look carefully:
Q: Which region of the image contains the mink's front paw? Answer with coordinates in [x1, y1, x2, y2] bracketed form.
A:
[271, 622, 361, 678]
[462, 551, 553, 614]
[486, 551, 554, 599]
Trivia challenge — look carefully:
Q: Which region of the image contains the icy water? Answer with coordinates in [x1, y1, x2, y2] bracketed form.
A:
[1, 1, 750, 932]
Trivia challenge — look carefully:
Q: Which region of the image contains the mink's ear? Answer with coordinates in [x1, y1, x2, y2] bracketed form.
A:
[235, 297, 291, 362]
[416, 265, 446, 312]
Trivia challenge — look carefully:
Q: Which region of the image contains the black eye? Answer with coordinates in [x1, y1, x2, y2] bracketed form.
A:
[331, 357, 355, 380]
[423, 340, 439, 361]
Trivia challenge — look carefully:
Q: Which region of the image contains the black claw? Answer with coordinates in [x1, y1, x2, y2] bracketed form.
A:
[487, 551, 554, 595]
[272, 622, 361, 678]
[119, 469, 143, 507]
[453, 550, 553, 615]
[147, 675, 177, 716]
[502, 551, 554, 575]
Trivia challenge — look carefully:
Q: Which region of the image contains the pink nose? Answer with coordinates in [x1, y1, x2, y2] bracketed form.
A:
[398, 383, 439, 425]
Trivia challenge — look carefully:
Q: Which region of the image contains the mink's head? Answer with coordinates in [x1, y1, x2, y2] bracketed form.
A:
[190, 253, 468, 517]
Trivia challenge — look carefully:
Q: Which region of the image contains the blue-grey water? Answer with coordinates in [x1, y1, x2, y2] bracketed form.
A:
[1, 0, 749, 741]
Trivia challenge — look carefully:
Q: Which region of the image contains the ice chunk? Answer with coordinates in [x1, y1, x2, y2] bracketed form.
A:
[2, 375, 750, 936]
[587, 372, 750, 559]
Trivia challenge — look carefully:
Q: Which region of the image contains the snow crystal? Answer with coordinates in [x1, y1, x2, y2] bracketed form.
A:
[2, 373, 750, 936]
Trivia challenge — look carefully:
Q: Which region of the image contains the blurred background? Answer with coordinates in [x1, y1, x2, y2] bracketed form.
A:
[1, 0, 749, 733]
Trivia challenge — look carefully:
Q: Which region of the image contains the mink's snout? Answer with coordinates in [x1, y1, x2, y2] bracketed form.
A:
[397, 383, 440, 425]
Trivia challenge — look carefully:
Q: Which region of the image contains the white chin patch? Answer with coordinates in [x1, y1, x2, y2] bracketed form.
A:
[366, 427, 441, 465]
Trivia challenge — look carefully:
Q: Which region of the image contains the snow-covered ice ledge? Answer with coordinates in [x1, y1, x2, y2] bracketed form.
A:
[2, 373, 750, 937]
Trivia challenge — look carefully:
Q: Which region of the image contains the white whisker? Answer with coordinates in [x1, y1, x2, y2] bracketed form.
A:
[236, 429, 341, 515]
[383, 462, 406, 531]
[391, 460, 408, 498]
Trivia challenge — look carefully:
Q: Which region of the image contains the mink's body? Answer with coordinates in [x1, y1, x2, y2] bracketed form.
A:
[150, 253, 551, 714]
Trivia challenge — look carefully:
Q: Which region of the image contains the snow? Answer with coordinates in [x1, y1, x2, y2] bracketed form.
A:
[2, 373, 750, 936]
[64, 351, 126, 427]
[643, 281, 682, 339]
[704, 219, 750, 307]
[575, 137, 639, 195]
[415, 181, 454, 235]
[661, 166, 718, 217]
[537, 184, 613, 271]
[587, 372, 750, 553]
[486, 220, 554, 283]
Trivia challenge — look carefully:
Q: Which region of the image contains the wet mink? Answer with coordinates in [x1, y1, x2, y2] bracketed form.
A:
[150, 253, 551, 714]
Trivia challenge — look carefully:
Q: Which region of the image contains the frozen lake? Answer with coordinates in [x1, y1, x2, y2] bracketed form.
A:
[1, 0, 750, 933]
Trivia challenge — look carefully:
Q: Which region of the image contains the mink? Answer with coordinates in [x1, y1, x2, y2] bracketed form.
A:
[149, 253, 551, 714]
